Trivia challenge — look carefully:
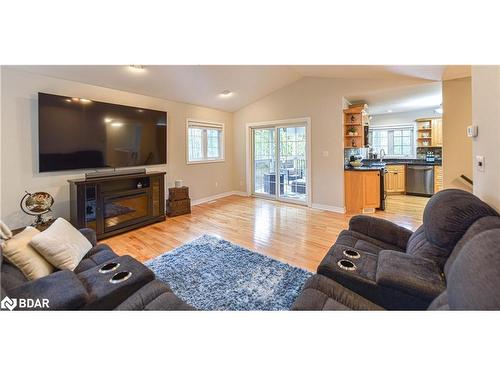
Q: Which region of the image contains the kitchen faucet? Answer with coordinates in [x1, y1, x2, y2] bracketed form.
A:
[379, 148, 386, 162]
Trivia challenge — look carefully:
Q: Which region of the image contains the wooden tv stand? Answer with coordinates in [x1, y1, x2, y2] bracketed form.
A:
[68, 172, 166, 240]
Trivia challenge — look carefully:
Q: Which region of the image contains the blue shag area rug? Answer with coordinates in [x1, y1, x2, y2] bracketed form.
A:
[145, 235, 312, 311]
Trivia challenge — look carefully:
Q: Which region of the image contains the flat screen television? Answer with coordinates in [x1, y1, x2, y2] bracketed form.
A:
[38, 92, 167, 172]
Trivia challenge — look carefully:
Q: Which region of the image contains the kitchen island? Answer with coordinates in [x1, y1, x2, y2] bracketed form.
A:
[344, 166, 384, 213]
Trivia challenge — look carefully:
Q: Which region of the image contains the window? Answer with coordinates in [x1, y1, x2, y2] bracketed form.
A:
[187, 120, 224, 163]
[369, 125, 415, 157]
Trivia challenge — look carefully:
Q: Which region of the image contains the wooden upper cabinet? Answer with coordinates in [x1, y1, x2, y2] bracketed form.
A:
[344, 103, 368, 149]
[431, 119, 443, 147]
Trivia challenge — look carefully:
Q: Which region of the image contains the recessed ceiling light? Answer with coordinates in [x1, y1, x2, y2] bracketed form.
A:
[79, 98, 92, 104]
[220, 89, 233, 97]
[72, 97, 80, 102]
[111, 122, 123, 128]
[104, 117, 113, 123]
[129, 65, 145, 72]
[65, 98, 72, 103]
[387, 109, 393, 113]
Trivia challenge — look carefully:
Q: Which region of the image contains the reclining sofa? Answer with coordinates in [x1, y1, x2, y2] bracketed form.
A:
[1, 229, 194, 311]
[293, 189, 500, 310]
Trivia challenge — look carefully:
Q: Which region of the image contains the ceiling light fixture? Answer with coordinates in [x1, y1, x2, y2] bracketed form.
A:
[111, 122, 123, 128]
[387, 109, 393, 113]
[79, 98, 92, 104]
[129, 65, 145, 72]
[104, 118, 113, 123]
[65, 99, 72, 103]
[220, 89, 233, 97]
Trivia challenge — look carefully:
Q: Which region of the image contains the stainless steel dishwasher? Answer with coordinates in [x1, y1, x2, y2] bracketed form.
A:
[406, 165, 434, 196]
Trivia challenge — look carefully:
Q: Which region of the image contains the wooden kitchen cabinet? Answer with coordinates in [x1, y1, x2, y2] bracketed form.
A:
[431, 119, 443, 147]
[345, 170, 380, 213]
[385, 165, 406, 194]
[434, 165, 443, 193]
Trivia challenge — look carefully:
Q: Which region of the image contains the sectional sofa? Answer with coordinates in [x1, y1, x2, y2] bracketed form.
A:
[1, 229, 194, 310]
[293, 189, 500, 310]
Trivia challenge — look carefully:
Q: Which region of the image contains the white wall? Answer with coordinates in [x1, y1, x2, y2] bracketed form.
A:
[471, 66, 500, 211]
[0, 68, 235, 228]
[232, 77, 430, 211]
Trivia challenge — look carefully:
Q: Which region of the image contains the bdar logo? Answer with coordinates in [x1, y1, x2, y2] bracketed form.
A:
[1, 296, 17, 311]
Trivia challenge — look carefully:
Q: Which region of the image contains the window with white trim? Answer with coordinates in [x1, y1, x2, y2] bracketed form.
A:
[369, 124, 415, 158]
[187, 120, 224, 163]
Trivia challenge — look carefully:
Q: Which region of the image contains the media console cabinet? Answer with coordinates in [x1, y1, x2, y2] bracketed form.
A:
[68, 172, 166, 239]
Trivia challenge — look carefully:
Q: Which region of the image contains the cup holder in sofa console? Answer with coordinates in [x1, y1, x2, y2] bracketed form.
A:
[337, 259, 357, 271]
[98, 262, 120, 274]
[343, 249, 360, 259]
[110, 271, 132, 284]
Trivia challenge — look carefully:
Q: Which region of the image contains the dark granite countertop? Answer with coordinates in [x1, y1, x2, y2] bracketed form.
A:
[363, 158, 442, 166]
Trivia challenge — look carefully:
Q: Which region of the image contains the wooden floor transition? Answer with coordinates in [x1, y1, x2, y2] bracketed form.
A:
[103, 194, 429, 272]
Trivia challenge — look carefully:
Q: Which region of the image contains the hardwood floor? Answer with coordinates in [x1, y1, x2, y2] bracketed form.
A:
[102, 194, 428, 272]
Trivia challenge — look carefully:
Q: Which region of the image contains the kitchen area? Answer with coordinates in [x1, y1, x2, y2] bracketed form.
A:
[343, 93, 443, 215]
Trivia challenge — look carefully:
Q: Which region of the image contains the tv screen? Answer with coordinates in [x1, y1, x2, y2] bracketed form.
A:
[38, 92, 167, 172]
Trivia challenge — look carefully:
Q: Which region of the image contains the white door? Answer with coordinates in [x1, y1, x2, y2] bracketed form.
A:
[251, 122, 309, 205]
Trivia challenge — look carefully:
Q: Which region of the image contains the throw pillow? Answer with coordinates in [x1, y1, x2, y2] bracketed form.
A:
[1, 226, 55, 280]
[30, 218, 92, 271]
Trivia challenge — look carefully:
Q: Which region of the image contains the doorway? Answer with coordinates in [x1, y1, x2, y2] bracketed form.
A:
[248, 119, 311, 206]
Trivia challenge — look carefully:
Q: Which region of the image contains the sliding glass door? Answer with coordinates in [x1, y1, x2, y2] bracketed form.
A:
[251, 123, 308, 204]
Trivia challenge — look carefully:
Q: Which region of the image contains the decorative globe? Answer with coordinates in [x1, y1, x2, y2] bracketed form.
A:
[20, 191, 54, 225]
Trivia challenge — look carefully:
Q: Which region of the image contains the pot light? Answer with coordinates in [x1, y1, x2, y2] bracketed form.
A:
[111, 122, 123, 128]
[387, 109, 393, 113]
[79, 98, 92, 104]
[104, 117, 113, 123]
[65, 98, 72, 103]
[129, 65, 145, 73]
[220, 89, 233, 97]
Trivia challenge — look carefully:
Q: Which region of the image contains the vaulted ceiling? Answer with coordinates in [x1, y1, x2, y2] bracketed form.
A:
[8, 65, 470, 112]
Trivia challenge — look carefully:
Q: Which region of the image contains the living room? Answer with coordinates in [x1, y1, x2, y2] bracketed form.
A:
[2, 1, 500, 374]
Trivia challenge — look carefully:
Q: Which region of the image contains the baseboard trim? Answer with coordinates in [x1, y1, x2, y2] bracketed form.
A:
[311, 203, 346, 213]
[191, 191, 249, 206]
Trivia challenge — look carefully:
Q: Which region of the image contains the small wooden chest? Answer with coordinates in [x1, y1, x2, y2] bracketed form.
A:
[166, 187, 191, 217]
[168, 186, 189, 201]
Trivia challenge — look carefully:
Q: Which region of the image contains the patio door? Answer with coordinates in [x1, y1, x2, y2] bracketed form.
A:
[251, 121, 309, 205]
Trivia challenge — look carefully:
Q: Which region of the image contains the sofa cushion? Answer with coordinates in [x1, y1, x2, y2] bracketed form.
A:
[8, 270, 89, 310]
[115, 280, 195, 311]
[291, 274, 383, 311]
[428, 291, 449, 310]
[446, 229, 500, 310]
[405, 226, 447, 267]
[444, 216, 500, 277]
[376, 250, 445, 301]
[1, 261, 28, 291]
[348, 215, 413, 250]
[1, 226, 55, 280]
[30, 218, 93, 271]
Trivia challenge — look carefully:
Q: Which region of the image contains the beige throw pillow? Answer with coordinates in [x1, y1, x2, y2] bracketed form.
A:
[30, 218, 92, 271]
[1, 226, 55, 280]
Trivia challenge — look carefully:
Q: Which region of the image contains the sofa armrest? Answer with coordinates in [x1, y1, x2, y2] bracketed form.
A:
[79, 228, 97, 246]
[376, 250, 445, 301]
[8, 270, 89, 310]
[349, 215, 413, 250]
